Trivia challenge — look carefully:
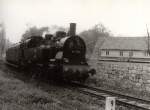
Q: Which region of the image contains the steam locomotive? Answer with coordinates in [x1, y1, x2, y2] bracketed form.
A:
[6, 23, 96, 82]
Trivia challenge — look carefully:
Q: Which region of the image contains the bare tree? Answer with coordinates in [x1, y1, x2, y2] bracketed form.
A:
[21, 25, 68, 41]
[80, 23, 111, 57]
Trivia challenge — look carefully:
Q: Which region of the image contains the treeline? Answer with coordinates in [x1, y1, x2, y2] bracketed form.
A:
[21, 25, 67, 41]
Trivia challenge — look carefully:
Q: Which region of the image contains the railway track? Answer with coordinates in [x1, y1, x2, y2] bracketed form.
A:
[72, 82, 150, 110]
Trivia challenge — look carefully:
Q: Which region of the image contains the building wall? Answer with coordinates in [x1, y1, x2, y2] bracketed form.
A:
[100, 50, 148, 58]
[122, 51, 129, 57]
[101, 50, 118, 57]
[133, 51, 145, 57]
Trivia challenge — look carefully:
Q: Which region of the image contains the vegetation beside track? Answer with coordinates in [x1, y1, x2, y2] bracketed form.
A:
[0, 65, 105, 110]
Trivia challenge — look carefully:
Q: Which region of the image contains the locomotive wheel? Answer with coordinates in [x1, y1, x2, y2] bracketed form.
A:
[79, 76, 88, 83]
[29, 65, 42, 80]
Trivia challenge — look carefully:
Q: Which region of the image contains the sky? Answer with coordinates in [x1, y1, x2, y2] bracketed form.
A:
[1, 0, 150, 43]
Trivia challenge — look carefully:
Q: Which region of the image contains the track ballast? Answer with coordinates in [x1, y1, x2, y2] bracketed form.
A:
[72, 82, 150, 110]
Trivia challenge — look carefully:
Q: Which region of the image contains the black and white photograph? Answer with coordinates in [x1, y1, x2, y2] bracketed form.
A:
[1, 0, 150, 110]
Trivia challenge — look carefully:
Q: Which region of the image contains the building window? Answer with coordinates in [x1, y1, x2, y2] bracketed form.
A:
[106, 51, 109, 56]
[120, 51, 123, 56]
[145, 51, 150, 56]
[129, 51, 133, 57]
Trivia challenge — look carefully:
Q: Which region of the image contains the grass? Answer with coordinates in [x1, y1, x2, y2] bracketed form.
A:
[0, 70, 56, 110]
[0, 59, 132, 110]
[0, 67, 105, 110]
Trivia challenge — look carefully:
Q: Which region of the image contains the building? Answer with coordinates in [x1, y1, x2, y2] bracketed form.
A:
[98, 37, 150, 62]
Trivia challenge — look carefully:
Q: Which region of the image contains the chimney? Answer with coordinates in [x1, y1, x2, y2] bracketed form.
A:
[69, 23, 76, 36]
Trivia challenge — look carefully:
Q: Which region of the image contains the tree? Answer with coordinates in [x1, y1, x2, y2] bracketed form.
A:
[80, 23, 111, 57]
[21, 25, 68, 41]
[0, 23, 6, 57]
[21, 26, 49, 41]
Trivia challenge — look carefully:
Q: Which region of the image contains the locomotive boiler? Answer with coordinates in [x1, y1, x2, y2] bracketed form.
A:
[6, 23, 96, 82]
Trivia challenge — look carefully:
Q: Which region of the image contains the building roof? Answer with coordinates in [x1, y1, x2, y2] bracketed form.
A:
[100, 37, 149, 51]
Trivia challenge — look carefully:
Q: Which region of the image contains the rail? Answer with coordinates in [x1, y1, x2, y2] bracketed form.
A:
[72, 82, 150, 110]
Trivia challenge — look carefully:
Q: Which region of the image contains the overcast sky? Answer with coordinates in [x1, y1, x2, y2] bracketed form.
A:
[1, 0, 150, 43]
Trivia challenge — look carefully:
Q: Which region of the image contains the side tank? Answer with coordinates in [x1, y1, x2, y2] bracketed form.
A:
[6, 43, 22, 65]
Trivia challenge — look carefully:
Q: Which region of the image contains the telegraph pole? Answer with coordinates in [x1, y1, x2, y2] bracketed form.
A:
[146, 24, 150, 55]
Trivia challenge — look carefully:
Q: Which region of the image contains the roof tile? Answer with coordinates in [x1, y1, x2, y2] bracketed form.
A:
[100, 37, 149, 50]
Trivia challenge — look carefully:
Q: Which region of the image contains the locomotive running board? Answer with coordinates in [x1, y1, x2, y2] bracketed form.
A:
[5, 61, 19, 68]
[63, 64, 90, 73]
